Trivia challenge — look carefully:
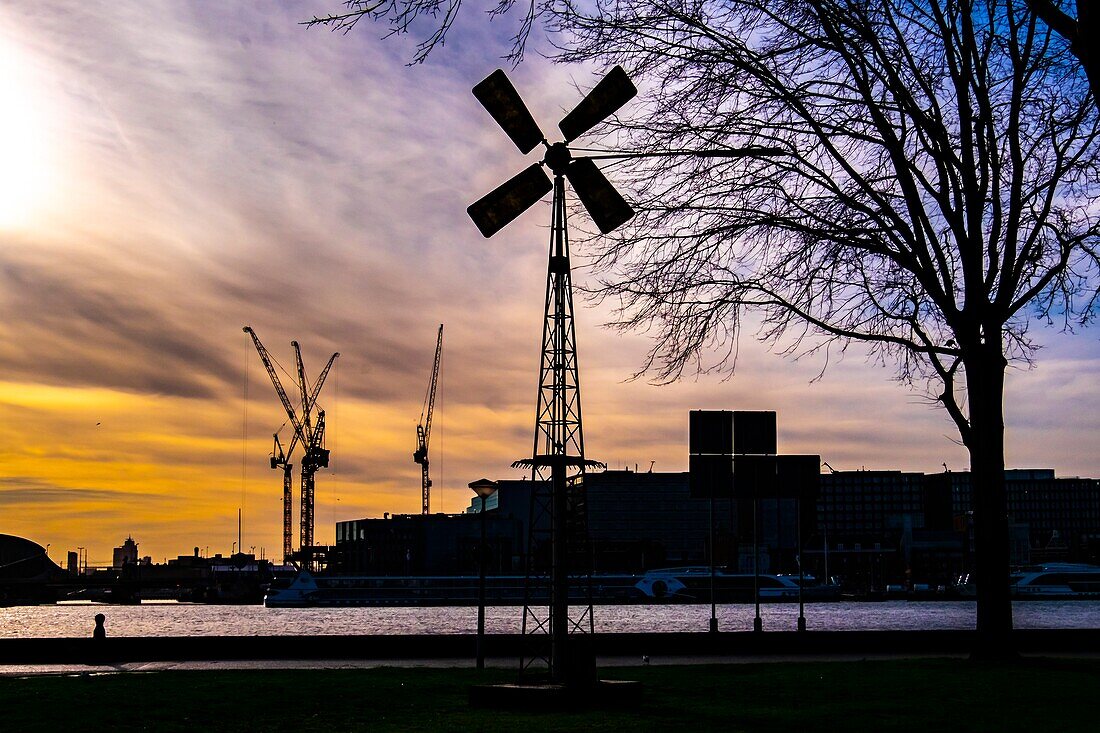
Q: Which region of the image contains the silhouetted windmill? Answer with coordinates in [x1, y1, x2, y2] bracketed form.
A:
[468, 66, 786, 685]
[467, 66, 640, 685]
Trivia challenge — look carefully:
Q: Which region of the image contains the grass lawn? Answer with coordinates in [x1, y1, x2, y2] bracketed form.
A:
[1, 657, 1096, 732]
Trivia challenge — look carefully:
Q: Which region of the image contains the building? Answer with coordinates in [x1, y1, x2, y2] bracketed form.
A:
[817, 470, 937, 537]
[334, 460, 1098, 586]
[928, 469, 1100, 563]
[112, 535, 138, 568]
[583, 470, 735, 572]
[334, 512, 524, 575]
[812, 469, 961, 587]
[461, 469, 814, 574]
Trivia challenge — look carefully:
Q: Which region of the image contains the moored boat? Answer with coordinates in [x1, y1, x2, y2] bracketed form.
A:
[264, 571, 644, 607]
[953, 563, 1100, 599]
[1010, 563, 1100, 599]
[632, 566, 841, 602]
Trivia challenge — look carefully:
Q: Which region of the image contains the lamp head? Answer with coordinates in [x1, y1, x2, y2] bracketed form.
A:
[469, 478, 498, 499]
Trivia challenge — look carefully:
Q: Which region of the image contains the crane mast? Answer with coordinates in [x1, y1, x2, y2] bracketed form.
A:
[414, 324, 443, 515]
[290, 341, 338, 556]
[271, 433, 294, 562]
[244, 326, 338, 567]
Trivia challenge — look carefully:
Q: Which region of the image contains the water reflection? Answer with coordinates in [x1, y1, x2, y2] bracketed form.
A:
[1, 601, 1097, 638]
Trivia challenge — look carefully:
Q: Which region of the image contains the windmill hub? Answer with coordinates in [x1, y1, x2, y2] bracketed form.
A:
[543, 142, 572, 175]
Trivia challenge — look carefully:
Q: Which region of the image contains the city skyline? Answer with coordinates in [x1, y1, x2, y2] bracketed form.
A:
[3, 2, 1100, 564]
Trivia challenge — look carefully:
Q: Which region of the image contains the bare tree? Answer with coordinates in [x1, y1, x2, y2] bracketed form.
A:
[303, 0, 539, 64]
[312, 1, 1100, 653]
[1028, 1, 1100, 109]
[554, 0, 1100, 655]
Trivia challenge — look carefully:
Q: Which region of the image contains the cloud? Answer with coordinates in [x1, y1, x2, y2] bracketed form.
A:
[0, 2, 1097, 561]
[0, 477, 161, 506]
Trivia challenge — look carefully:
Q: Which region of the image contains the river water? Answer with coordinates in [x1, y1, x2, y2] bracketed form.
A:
[2, 601, 1097, 638]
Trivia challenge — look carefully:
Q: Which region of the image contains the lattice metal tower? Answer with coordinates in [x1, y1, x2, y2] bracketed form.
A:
[511, 173, 604, 679]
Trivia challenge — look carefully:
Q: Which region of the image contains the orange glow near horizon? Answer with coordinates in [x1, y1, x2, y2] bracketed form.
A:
[0, 379, 539, 564]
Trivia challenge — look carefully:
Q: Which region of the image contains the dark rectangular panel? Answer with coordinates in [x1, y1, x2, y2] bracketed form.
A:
[690, 454, 732, 499]
[689, 410, 733, 455]
[467, 164, 553, 238]
[776, 454, 821, 499]
[558, 65, 637, 143]
[733, 410, 777, 455]
[472, 69, 545, 154]
[733, 454, 777, 500]
[564, 158, 634, 234]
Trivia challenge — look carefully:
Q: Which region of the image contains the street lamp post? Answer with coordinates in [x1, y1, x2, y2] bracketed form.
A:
[469, 479, 497, 671]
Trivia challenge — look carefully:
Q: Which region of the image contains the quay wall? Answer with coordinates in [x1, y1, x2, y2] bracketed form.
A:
[1, 629, 1098, 664]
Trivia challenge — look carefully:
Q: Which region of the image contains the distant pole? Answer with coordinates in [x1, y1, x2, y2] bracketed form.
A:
[797, 493, 806, 632]
[753, 497, 762, 632]
[470, 480, 496, 671]
[477, 492, 488, 669]
[238, 508, 242, 556]
[709, 492, 718, 633]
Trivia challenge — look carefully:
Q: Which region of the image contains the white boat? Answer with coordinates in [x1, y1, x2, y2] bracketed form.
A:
[633, 566, 806, 602]
[264, 570, 644, 607]
[953, 563, 1100, 599]
[1010, 563, 1100, 599]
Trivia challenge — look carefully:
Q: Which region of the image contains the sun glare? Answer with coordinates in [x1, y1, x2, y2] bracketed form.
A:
[0, 38, 55, 230]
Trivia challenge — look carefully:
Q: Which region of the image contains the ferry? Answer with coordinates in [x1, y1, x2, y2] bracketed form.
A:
[633, 566, 841, 602]
[953, 563, 1100, 599]
[264, 571, 644, 607]
[1010, 563, 1100, 599]
[263, 567, 843, 607]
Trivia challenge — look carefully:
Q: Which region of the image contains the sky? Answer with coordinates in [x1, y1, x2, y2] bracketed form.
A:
[2, 2, 1099, 565]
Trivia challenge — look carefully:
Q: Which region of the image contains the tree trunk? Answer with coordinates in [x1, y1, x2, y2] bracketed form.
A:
[964, 340, 1014, 659]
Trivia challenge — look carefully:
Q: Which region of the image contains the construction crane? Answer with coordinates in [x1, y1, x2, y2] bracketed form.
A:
[291, 340, 339, 555]
[414, 324, 443, 515]
[244, 326, 338, 565]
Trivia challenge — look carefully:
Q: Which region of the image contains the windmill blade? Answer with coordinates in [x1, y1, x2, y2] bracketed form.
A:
[564, 158, 634, 234]
[558, 66, 637, 143]
[472, 69, 545, 155]
[468, 163, 553, 238]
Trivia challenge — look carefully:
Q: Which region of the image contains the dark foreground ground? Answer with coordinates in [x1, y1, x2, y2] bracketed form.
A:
[0, 658, 1096, 732]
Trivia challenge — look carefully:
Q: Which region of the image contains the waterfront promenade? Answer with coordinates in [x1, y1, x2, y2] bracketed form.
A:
[3, 628, 1098, 667]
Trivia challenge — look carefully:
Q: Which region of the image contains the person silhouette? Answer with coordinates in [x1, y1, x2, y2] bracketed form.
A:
[93, 613, 106, 640]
